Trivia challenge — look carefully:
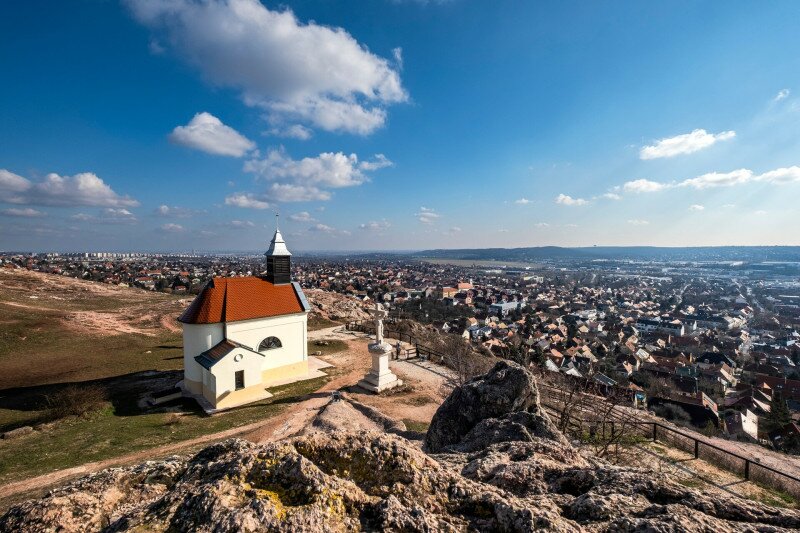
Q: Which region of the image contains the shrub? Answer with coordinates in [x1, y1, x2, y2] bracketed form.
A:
[45, 384, 108, 420]
[652, 403, 691, 425]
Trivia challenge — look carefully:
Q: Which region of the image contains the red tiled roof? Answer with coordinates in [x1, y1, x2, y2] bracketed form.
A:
[178, 277, 305, 324]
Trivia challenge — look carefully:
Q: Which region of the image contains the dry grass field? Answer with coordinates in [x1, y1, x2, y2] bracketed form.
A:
[0, 269, 336, 488]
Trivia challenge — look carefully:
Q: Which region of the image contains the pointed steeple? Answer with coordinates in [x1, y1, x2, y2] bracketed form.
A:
[265, 214, 291, 284]
[266, 214, 292, 257]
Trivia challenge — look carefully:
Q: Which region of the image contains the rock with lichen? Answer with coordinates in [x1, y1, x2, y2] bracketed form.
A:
[3, 362, 800, 532]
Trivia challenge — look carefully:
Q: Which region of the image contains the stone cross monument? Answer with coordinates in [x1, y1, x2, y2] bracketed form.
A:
[358, 302, 403, 393]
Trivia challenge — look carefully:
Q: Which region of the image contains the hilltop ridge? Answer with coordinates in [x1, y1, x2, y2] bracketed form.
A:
[3, 362, 799, 532]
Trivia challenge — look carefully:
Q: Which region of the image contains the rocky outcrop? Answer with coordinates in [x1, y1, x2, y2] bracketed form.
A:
[425, 360, 562, 452]
[305, 289, 370, 323]
[4, 361, 800, 532]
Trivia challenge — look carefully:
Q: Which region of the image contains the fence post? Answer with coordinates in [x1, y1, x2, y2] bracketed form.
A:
[744, 460, 750, 480]
[652, 424, 657, 441]
[694, 440, 699, 459]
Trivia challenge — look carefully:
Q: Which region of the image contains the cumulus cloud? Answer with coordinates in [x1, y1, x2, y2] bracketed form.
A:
[224, 193, 271, 209]
[1, 207, 45, 217]
[160, 223, 185, 233]
[307, 223, 350, 236]
[359, 219, 390, 231]
[358, 153, 394, 171]
[598, 192, 622, 200]
[622, 179, 669, 193]
[72, 208, 138, 224]
[555, 194, 588, 206]
[620, 165, 800, 194]
[627, 219, 649, 226]
[154, 204, 198, 218]
[775, 89, 790, 102]
[534, 222, 550, 228]
[225, 220, 255, 228]
[639, 129, 735, 160]
[127, 0, 407, 136]
[416, 206, 440, 224]
[289, 211, 316, 223]
[267, 124, 313, 140]
[689, 204, 705, 211]
[0, 169, 138, 208]
[444, 226, 462, 235]
[269, 183, 331, 202]
[754, 166, 800, 184]
[514, 198, 531, 205]
[241, 149, 390, 202]
[679, 169, 753, 189]
[169, 112, 255, 157]
[245, 149, 389, 188]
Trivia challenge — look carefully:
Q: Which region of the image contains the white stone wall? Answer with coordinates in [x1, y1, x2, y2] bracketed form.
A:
[206, 347, 263, 399]
[225, 313, 308, 372]
[183, 322, 224, 384]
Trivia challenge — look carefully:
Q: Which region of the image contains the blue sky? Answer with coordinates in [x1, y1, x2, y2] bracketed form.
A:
[1, 0, 800, 252]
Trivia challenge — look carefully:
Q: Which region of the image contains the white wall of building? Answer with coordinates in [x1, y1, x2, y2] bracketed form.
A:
[205, 346, 264, 399]
[225, 313, 308, 372]
[183, 322, 224, 384]
[742, 409, 759, 440]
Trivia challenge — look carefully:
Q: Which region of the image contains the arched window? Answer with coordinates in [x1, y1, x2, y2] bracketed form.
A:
[258, 336, 282, 352]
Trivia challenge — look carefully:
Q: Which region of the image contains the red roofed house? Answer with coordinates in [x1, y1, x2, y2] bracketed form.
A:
[179, 226, 311, 410]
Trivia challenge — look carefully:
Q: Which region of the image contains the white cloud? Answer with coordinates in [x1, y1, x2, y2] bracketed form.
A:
[224, 193, 271, 209]
[514, 197, 531, 205]
[555, 194, 588, 206]
[627, 219, 649, 226]
[360, 219, 391, 231]
[101, 208, 138, 224]
[599, 192, 622, 200]
[245, 149, 388, 188]
[754, 210, 768, 216]
[269, 183, 331, 202]
[169, 112, 255, 157]
[1, 207, 45, 217]
[679, 168, 753, 189]
[0, 170, 31, 192]
[689, 204, 705, 211]
[754, 166, 800, 184]
[154, 204, 197, 218]
[445, 226, 462, 235]
[0, 169, 138, 207]
[416, 206, 440, 224]
[242, 149, 390, 202]
[622, 179, 669, 193]
[160, 223, 185, 233]
[70, 213, 94, 221]
[639, 129, 735, 160]
[775, 89, 790, 102]
[358, 153, 393, 171]
[226, 220, 255, 228]
[619, 165, 800, 194]
[308, 223, 337, 234]
[267, 124, 313, 140]
[127, 0, 406, 136]
[289, 211, 316, 223]
[534, 222, 550, 228]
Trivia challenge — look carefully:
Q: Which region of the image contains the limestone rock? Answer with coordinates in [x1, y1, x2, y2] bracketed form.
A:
[425, 360, 543, 452]
[5, 362, 800, 532]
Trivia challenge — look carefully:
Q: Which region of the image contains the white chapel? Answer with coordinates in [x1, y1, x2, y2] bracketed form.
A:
[178, 225, 311, 411]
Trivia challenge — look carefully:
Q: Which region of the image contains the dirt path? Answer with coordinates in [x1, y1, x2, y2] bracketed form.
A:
[0, 336, 450, 504]
[0, 338, 372, 503]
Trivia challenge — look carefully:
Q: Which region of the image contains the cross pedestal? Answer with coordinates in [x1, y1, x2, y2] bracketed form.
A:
[358, 340, 403, 393]
[358, 302, 403, 393]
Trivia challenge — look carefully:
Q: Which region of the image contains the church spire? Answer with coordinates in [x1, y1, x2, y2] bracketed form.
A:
[265, 213, 291, 284]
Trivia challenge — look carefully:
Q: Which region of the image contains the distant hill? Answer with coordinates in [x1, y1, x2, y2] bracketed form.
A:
[410, 246, 800, 263]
